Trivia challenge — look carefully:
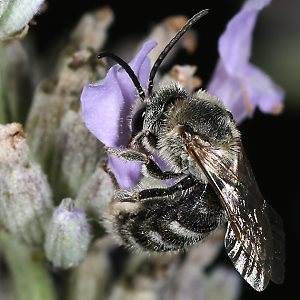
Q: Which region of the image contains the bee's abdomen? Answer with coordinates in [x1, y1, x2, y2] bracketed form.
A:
[106, 183, 225, 252]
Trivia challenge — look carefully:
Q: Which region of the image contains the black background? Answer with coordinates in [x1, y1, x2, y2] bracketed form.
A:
[29, 0, 299, 299]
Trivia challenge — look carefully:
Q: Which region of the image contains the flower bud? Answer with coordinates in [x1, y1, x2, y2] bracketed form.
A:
[44, 198, 91, 269]
[0, 123, 28, 163]
[51, 110, 102, 199]
[76, 165, 114, 217]
[0, 123, 53, 245]
[160, 64, 202, 92]
[142, 15, 197, 67]
[0, 0, 44, 40]
[70, 6, 114, 51]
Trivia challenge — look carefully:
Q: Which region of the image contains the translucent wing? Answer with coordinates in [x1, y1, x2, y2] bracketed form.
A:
[185, 133, 285, 291]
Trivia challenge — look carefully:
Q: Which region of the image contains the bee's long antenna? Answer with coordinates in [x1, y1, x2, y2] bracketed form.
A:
[98, 52, 146, 100]
[148, 9, 209, 95]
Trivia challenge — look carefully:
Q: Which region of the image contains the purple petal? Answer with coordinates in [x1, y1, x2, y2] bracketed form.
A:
[207, 61, 250, 123]
[109, 156, 142, 189]
[130, 40, 158, 89]
[81, 67, 123, 147]
[208, 0, 284, 123]
[81, 40, 157, 189]
[81, 40, 156, 148]
[116, 40, 157, 146]
[116, 40, 157, 107]
[243, 63, 285, 113]
[219, 0, 272, 75]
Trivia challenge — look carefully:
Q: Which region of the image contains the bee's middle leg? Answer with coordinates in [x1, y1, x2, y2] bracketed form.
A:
[105, 147, 181, 180]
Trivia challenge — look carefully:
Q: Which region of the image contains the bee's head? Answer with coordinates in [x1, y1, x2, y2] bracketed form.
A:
[97, 10, 210, 142]
[131, 83, 188, 137]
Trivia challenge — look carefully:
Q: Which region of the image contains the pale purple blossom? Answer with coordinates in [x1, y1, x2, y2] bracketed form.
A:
[207, 0, 285, 123]
[81, 40, 156, 188]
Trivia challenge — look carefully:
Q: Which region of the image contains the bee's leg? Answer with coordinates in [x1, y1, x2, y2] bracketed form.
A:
[105, 147, 180, 180]
[101, 162, 120, 189]
[114, 175, 197, 202]
[138, 175, 198, 199]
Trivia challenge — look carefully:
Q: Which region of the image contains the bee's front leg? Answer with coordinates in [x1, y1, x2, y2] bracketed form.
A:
[105, 147, 181, 180]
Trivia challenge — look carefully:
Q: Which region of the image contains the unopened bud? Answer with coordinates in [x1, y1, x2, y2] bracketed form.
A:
[0, 0, 44, 40]
[0, 123, 28, 163]
[51, 110, 102, 199]
[70, 6, 114, 51]
[0, 123, 53, 245]
[76, 165, 114, 217]
[142, 15, 197, 67]
[161, 65, 202, 92]
[45, 198, 91, 269]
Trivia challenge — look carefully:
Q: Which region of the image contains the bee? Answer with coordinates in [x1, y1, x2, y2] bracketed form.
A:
[99, 10, 285, 291]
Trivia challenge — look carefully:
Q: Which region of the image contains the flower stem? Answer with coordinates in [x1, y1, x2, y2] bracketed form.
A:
[0, 229, 56, 300]
[0, 44, 6, 123]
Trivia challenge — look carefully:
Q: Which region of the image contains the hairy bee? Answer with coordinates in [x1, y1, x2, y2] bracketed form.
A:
[99, 10, 285, 291]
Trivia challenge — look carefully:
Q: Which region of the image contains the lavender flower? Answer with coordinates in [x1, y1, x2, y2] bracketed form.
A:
[81, 40, 157, 188]
[207, 0, 285, 123]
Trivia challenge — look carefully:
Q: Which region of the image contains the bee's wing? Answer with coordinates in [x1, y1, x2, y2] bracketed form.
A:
[186, 137, 285, 291]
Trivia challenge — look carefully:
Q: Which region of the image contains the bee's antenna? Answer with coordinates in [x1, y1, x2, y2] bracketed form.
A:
[148, 9, 209, 95]
[98, 52, 146, 100]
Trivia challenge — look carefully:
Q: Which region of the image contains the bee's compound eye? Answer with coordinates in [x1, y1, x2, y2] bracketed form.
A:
[131, 106, 146, 135]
